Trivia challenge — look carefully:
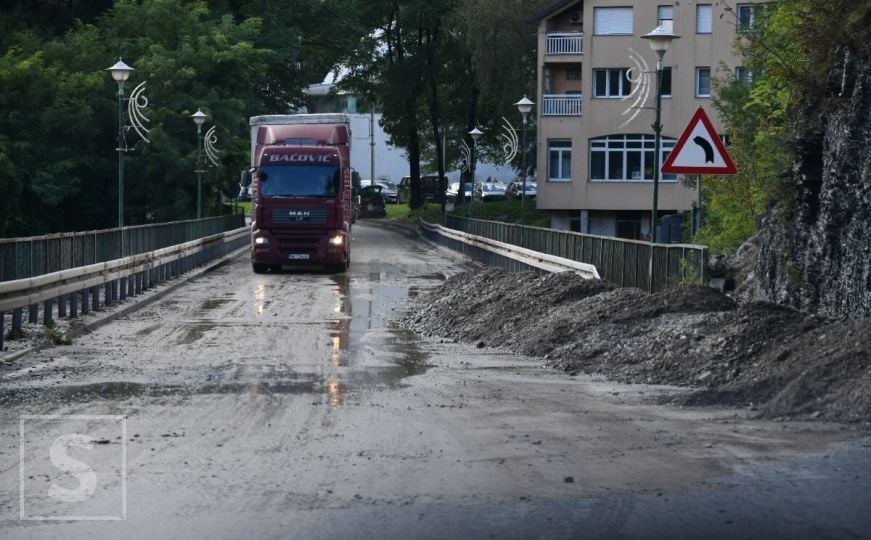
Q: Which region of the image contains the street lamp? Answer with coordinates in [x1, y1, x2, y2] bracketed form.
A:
[641, 25, 679, 244]
[106, 58, 134, 232]
[191, 109, 208, 219]
[468, 127, 483, 220]
[515, 96, 534, 226]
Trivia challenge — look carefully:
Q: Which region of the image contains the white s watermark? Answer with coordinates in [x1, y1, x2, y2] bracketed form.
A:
[20, 415, 126, 521]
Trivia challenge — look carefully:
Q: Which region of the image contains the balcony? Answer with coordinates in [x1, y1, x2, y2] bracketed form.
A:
[542, 94, 582, 116]
[546, 32, 583, 56]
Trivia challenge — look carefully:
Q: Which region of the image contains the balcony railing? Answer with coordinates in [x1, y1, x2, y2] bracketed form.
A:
[542, 94, 582, 116]
[546, 32, 583, 55]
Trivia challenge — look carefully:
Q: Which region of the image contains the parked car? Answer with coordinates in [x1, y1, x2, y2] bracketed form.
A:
[357, 185, 387, 217]
[375, 180, 399, 204]
[398, 175, 442, 203]
[505, 181, 537, 200]
[475, 182, 507, 202]
[446, 182, 476, 203]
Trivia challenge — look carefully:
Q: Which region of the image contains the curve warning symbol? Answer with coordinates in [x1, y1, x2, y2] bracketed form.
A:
[661, 108, 737, 175]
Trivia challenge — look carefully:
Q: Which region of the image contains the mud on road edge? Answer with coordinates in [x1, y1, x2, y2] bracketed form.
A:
[0, 245, 250, 365]
[401, 268, 871, 426]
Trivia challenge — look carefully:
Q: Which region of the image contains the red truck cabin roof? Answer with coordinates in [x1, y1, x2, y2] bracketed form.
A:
[257, 124, 349, 147]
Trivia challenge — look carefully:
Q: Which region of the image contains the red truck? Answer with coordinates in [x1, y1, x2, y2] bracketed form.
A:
[243, 114, 353, 273]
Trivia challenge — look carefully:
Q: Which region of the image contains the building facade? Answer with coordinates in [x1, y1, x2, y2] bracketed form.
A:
[532, 0, 760, 240]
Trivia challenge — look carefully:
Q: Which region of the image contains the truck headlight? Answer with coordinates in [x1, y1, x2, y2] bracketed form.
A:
[329, 235, 344, 246]
[254, 236, 269, 246]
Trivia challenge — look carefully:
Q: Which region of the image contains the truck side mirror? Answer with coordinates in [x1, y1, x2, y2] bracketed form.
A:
[240, 167, 255, 187]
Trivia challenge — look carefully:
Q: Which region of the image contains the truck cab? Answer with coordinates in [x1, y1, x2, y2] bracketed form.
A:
[246, 114, 353, 273]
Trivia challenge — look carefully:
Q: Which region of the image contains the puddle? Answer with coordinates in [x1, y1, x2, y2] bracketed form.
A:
[136, 324, 161, 337]
[177, 322, 218, 344]
[200, 298, 231, 311]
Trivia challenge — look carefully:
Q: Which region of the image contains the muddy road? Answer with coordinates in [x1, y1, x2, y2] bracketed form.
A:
[0, 222, 869, 539]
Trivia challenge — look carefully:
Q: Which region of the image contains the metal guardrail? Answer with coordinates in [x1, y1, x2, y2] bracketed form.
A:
[420, 220, 600, 279]
[445, 215, 707, 292]
[0, 214, 245, 282]
[0, 227, 250, 353]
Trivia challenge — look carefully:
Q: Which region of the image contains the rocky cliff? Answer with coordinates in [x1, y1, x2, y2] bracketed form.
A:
[753, 47, 871, 320]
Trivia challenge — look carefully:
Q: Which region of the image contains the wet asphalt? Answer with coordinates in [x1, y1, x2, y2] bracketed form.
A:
[0, 221, 869, 539]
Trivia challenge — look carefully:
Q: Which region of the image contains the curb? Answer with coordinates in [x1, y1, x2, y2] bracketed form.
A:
[0, 245, 249, 365]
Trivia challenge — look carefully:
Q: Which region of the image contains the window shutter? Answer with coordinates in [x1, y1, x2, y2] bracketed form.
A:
[594, 7, 633, 35]
[696, 5, 713, 33]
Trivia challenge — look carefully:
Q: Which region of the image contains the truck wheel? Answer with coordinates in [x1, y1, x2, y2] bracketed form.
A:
[252, 262, 269, 274]
[329, 256, 350, 274]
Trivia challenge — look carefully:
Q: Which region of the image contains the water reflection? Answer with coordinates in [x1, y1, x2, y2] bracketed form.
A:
[254, 282, 267, 317]
[326, 374, 344, 408]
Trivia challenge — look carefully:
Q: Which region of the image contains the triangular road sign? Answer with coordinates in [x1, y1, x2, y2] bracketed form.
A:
[661, 107, 737, 175]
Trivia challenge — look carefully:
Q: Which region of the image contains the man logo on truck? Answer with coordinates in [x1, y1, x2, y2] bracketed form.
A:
[289, 211, 310, 221]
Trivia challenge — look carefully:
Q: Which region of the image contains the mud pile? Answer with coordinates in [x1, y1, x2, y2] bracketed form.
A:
[403, 268, 871, 423]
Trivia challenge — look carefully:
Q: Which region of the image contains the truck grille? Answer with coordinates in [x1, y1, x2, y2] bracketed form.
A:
[271, 207, 328, 224]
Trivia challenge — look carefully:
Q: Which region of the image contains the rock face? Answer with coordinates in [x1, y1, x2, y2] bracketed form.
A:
[754, 48, 871, 320]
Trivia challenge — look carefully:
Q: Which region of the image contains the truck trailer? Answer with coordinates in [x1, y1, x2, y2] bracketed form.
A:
[243, 114, 353, 273]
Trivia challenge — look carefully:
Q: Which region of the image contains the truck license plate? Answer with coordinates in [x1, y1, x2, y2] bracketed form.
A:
[287, 253, 310, 260]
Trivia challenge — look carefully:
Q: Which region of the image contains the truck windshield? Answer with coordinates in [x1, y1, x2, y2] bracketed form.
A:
[258, 165, 341, 198]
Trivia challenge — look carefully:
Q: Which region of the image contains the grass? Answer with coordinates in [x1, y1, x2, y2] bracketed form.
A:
[228, 198, 550, 228]
[223, 201, 251, 216]
[457, 199, 551, 227]
[385, 202, 444, 224]
[385, 199, 550, 227]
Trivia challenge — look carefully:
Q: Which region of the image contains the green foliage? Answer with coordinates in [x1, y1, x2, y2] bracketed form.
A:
[46, 324, 73, 346]
[0, 0, 360, 237]
[699, 0, 871, 254]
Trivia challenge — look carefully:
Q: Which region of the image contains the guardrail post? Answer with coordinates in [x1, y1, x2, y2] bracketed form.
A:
[43, 299, 54, 326]
[80, 289, 89, 314]
[58, 294, 67, 318]
[12, 308, 23, 333]
[28, 304, 38, 323]
[111, 280, 118, 304]
[90, 286, 98, 311]
[119, 277, 127, 300]
[134, 273, 141, 295]
[104, 283, 113, 306]
[70, 292, 78, 318]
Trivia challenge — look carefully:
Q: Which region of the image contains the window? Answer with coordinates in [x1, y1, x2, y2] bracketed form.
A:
[616, 212, 643, 240]
[566, 69, 582, 81]
[736, 67, 752, 85]
[593, 68, 632, 98]
[696, 67, 711, 97]
[696, 4, 713, 33]
[589, 135, 677, 182]
[737, 4, 755, 31]
[659, 67, 672, 97]
[548, 140, 572, 181]
[594, 7, 633, 35]
[658, 6, 673, 31]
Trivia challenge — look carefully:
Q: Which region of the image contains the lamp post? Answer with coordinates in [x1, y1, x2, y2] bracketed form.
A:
[514, 96, 534, 226]
[641, 26, 679, 244]
[191, 109, 208, 219]
[468, 127, 483, 221]
[106, 58, 134, 232]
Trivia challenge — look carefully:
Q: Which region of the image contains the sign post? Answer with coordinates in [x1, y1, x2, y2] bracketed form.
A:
[661, 106, 737, 240]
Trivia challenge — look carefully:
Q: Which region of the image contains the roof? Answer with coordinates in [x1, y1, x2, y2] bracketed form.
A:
[527, 0, 577, 24]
